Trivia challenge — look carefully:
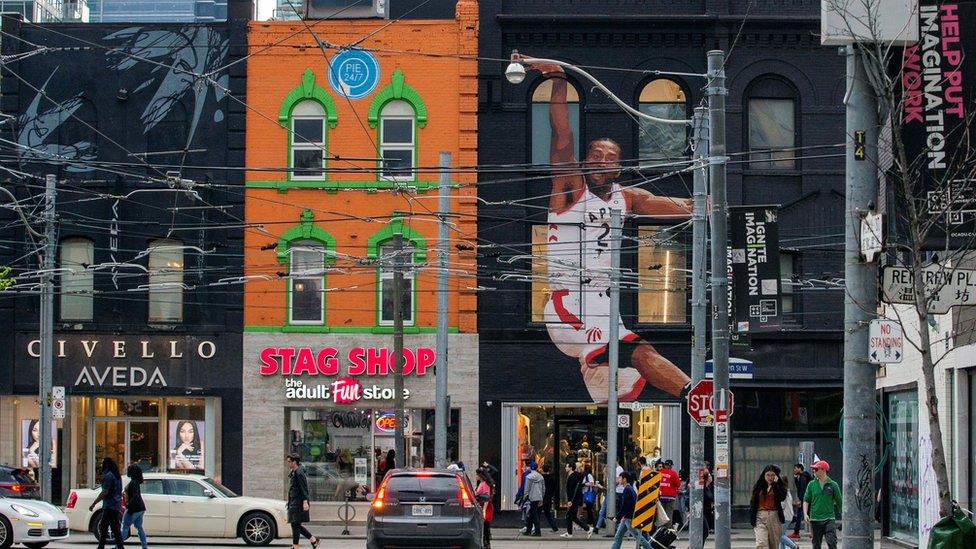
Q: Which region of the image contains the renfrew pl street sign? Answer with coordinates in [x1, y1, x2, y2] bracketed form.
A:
[868, 319, 904, 365]
[881, 265, 976, 314]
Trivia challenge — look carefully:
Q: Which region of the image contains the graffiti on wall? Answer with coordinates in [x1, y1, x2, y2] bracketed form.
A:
[103, 26, 230, 148]
[14, 26, 230, 171]
[16, 69, 96, 172]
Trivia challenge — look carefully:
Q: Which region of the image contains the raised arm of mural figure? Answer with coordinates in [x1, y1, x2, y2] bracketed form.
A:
[622, 187, 694, 219]
[530, 64, 584, 213]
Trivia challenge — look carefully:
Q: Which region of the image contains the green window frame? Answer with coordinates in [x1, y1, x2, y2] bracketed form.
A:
[368, 69, 428, 184]
[277, 209, 338, 325]
[367, 218, 427, 326]
[279, 68, 338, 182]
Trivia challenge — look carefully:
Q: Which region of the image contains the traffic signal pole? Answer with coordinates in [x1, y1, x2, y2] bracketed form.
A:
[841, 45, 879, 549]
[688, 107, 709, 549]
[707, 50, 731, 549]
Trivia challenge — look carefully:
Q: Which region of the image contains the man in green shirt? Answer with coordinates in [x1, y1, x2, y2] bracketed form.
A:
[803, 460, 841, 549]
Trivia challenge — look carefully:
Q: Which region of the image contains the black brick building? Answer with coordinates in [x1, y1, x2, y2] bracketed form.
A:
[477, 0, 846, 519]
[0, 2, 250, 501]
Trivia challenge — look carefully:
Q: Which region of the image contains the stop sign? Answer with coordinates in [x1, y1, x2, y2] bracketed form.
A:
[686, 380, 734, 426]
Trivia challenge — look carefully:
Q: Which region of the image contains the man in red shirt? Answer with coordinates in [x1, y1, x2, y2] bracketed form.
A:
[658, 459, 681, 527]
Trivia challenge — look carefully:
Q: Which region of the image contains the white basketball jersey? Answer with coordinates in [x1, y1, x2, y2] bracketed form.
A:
[547, 184, 628, 291]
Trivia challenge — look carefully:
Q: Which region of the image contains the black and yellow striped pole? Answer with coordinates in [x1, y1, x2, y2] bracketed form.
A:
[633, 469, 661, 533]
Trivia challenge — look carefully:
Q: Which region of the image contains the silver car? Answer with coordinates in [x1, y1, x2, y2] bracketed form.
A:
[0, 495, 69, 549]
[367, 469, 483, 549]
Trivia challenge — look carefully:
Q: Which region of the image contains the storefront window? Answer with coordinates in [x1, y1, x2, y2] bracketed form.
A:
[93, 398, 159, 417]
[504, 404, 678, 510]
[167, 398, 206, 473]
[287, 407, 461, 502]
[734, 389, 842, 432]
[970, 370, 976, 515]
[887, 389, 919, 544]
[732, 436, 841, 507]
[88, 397, 217, 483]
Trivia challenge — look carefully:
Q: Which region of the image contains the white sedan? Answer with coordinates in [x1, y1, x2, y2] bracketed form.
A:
[65, 473, 289, 546]
[0, 496, 69, 549]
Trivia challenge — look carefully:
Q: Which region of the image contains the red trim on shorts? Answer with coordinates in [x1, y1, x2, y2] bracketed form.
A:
[551, 289, 583, 330]
[583, 333, 640, 367]
[583, 344, 607, 367]
[619, 377, 646, 401]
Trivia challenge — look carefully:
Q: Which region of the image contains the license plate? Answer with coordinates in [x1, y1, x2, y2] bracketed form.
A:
[58, 520, 66, 529]
[412, 504, 433, 516]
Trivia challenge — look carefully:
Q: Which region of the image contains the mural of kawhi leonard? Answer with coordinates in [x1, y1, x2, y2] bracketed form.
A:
[533, 64, 692, 402]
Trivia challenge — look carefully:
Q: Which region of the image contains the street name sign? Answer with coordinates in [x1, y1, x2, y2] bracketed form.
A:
[860, 212, 882, 262]
[882, 265, 976, 314]
[868, 319, 904, 365]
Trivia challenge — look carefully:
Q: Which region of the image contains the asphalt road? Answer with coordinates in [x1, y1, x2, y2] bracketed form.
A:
[40, 529, 885, 548]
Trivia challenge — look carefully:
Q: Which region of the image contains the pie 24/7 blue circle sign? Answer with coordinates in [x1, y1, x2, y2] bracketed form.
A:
[328, 49, 380, 100]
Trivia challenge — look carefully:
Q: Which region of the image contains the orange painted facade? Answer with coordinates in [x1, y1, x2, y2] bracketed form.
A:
[243, 2, 478, 333]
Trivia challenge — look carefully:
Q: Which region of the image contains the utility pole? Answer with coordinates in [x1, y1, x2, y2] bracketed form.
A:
[434, 152, 451, 468]
[689, 106, 709, 549]
[841, 45, 878, 549]
[39, 174, 56, 502]
[707, 50, 731, 549]
[393, 231, 406, 469]
[605, 208, 621, 520]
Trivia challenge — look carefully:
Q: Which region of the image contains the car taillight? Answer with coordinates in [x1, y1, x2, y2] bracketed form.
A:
[372, 479, 389, 510]
[456, 476, 474, 508]
[66, 491, 77, 509]
[0, 483, 24, 493]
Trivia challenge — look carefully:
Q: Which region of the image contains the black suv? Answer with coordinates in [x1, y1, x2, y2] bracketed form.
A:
[0, 465, 39, 499]
[367, 469, 483, 549]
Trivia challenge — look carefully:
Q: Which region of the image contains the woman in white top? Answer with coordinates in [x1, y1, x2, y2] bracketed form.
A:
[778, 470, 799, 549]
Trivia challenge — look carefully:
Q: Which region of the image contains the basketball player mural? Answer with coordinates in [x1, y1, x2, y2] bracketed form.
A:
[533, 64, 692, 402]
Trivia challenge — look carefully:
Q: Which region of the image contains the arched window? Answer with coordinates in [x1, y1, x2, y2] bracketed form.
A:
[637, 79, 688, 164]
[379, 100, 416, 181]
[60, 237, 93, 321]
[291, 100, 327, 180]
[148, 238, 184, 323]
[746, 76, 798, 169]
[531, 79, 581, 167]
[288, 239, 326, 324]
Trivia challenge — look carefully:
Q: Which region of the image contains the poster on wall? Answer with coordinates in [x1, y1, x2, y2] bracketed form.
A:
[168, 420, 204, 471]
[529, 70, 693, 404]
[730, 206, 781, 332]
[21, 420, 57, 468]
[899, 1, 976, 247]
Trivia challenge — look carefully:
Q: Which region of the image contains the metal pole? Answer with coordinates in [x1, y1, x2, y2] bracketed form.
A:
[689, 107, 709, 549]
[39, 174, 56, 503]
[841, 45, 878, 549]
[435, 152, 451, 468]
[707, 50, 731, 549]
[393, 231, 406, 469]
[606, 208, 621, 521]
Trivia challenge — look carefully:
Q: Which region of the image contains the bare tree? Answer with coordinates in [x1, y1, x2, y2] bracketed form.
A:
[827, 0, 976, 519]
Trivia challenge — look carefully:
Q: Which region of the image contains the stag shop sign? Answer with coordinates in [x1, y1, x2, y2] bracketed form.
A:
[259, 346, 434, 404]
[20, 335, 217, 389]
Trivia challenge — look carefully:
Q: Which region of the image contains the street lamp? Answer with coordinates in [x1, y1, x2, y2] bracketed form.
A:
[504, 49, 690, 126]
